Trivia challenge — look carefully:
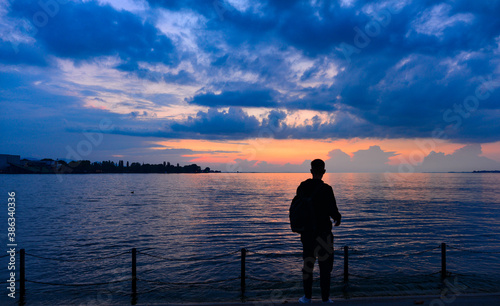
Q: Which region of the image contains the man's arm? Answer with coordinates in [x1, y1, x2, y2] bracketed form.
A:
[327, 186, 341, 226]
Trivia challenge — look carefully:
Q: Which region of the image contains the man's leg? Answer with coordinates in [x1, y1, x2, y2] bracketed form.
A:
[301, 233, 316, 299]
[317, 232, 334, 302]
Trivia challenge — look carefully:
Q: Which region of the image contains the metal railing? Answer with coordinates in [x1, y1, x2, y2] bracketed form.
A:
[3, 242, 499, 304]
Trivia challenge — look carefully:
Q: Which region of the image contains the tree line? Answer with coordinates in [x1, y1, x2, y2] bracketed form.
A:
[9, 158, 219, 174]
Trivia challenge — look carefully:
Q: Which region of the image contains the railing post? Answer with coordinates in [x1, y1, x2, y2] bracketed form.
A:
[343, 246, 349, 289]
[20, 249, 25, 301]
[441, 243, 446, 281]
[240, 248, 246, 297]
[131, 248, 137, 305]
[342, 245, 349, 296]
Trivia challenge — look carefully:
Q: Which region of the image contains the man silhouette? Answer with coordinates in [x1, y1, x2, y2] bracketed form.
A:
[296, 159, 341, 303]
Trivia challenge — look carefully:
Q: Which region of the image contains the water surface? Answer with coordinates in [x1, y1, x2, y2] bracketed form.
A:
[0, 173, 499, 304]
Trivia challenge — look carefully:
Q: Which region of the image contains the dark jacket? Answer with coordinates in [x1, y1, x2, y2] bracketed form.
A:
[296, 178, 341, 234]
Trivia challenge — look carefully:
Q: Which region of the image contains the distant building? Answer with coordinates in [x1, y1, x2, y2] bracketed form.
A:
[0, 154, 20, 171]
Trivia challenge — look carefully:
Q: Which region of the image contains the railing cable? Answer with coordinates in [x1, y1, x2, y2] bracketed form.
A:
[26, 278, 131, 287]
[25, 251, 130, 262]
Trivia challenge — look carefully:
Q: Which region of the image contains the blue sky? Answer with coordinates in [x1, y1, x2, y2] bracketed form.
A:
[1, 0, 500, 172]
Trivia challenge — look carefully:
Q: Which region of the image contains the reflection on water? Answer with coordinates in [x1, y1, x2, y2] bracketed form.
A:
[0, 173, 499, 304]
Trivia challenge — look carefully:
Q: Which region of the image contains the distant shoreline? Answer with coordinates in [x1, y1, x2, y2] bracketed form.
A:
[0, 155, 221, 174]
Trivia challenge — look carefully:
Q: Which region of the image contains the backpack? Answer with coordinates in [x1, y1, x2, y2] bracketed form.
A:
[289, 183, 324, 233]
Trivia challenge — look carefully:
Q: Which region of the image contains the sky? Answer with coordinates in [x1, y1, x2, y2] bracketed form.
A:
[1, 0, 500, 173]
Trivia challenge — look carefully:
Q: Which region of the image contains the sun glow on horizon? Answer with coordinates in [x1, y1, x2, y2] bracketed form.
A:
[150, 138, 482, 167]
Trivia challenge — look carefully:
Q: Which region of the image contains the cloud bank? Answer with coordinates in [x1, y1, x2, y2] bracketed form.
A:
[229, 144, 500, 173]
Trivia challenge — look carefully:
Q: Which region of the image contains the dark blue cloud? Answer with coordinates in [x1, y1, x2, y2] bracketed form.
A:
[170, 107, 260, 139]
[285, 85, 338, 111]
[188, 89, 277, 108]
[333, 51, 500, 141]
[9, 0, 177, 67]
[0, 40, 47, 66]
[147, 0, 216, 13]
[273, 2, 365, 56]
[128, 108, 373, 141]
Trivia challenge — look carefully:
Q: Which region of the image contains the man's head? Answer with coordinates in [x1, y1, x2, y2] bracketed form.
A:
[310, 159, 326, 179]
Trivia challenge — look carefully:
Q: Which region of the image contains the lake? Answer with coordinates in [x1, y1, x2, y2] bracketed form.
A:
[0, 172, 499, 305]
